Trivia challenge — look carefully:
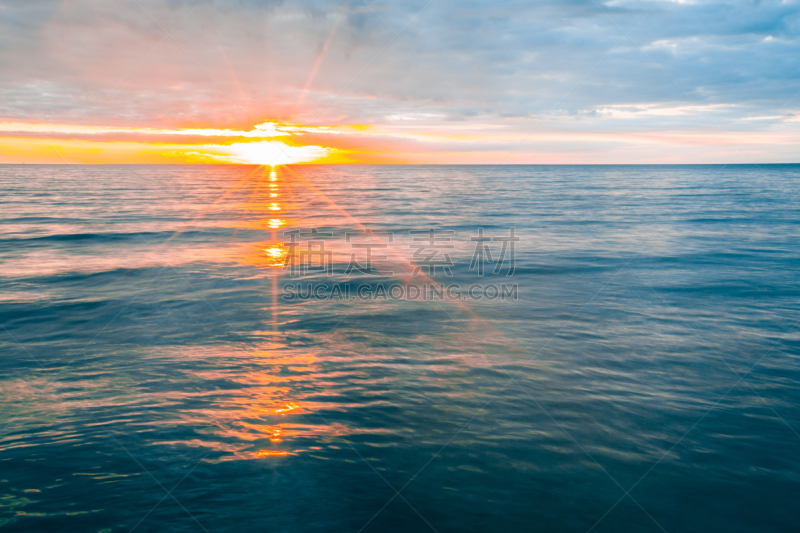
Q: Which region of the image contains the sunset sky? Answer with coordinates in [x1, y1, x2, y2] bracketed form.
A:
[1, 0, 798, 165]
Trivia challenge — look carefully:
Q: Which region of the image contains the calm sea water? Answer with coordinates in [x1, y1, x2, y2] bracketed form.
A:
[1, 164, 799, 532]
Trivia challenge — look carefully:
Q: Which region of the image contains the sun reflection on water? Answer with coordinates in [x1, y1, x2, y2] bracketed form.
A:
[265, 244, 286, 267]
[256, 450, 289, 457]
[210, 166, 350, 461]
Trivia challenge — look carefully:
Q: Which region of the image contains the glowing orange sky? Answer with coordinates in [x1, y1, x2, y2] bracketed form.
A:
[3, 119, 800, 165]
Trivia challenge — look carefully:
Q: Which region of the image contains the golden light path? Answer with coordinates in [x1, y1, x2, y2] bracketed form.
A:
[223, 163, 533, 461]
[142, 162, 531, 461]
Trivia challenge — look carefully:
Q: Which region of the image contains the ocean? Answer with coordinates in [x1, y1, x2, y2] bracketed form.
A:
[1, 164, 799, 532]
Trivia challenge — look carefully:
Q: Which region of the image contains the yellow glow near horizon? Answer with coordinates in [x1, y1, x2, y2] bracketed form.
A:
[0, 120, 345, 165]
[3, 117, 799, 165]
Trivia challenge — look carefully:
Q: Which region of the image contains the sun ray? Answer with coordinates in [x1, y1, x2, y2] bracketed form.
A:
[291, 2, 348, 119]
[157, 164, 266, 250]
[281, 164, 526, 351]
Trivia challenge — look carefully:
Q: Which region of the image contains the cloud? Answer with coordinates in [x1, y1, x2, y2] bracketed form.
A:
[0, 0, 798, 162]
[0, 120, 340, 138]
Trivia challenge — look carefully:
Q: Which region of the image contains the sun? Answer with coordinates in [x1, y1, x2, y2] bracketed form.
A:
[214, 140, 332, 165]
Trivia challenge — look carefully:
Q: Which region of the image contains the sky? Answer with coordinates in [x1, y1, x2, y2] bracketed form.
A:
[0, 0, 798, 164]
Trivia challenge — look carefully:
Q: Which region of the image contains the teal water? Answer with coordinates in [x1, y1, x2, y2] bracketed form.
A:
[1, 164, 799, 532]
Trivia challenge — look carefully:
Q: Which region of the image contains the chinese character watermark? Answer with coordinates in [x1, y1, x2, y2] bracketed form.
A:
[468, 228, 518, 276]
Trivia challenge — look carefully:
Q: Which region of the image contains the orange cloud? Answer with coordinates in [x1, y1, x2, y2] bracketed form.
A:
[2, 118, 800, 165]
